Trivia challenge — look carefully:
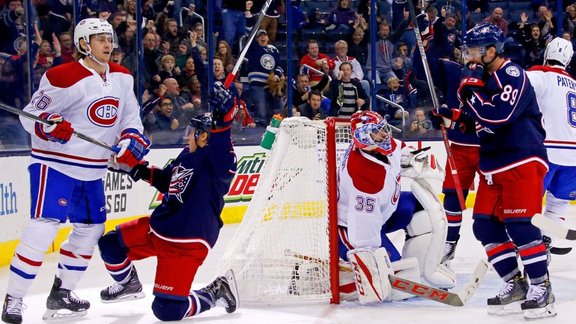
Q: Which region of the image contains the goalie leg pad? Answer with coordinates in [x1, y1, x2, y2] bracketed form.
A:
[347, 248, 393, 304]
[390, 257, 421, 301]
[403, 181, 456, 289]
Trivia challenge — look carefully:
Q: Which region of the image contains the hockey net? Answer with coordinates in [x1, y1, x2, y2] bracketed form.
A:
[218, 117, 352, 304]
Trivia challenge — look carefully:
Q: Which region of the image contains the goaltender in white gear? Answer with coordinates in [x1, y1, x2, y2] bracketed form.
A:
[526, 37, 576, 250]
[337, 117, 455, 304]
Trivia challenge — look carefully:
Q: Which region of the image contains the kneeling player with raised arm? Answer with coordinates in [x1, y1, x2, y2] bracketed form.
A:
[98, 82, 239, 321]
[337, 111, 455, 304]
[526, 37, 576, 255]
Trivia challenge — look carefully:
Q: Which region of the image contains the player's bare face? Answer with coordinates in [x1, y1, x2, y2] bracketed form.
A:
[187, 131, 208, 152]
[90, 34, 114, 62]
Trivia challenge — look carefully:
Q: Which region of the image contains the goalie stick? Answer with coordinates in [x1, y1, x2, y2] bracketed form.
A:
[532, 213, 576, 241]
[285, 249, 489, 307]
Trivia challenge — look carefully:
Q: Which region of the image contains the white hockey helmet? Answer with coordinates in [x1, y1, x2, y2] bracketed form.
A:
[74, 18, 116, 56]
[544, 37, 574, 68]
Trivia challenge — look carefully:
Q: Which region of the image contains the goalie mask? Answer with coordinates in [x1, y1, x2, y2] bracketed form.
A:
[544, 37, 574, 68]
[74, 18, 117, 64]
[189, 112, 213, 139]
[350, 110, 384, 133]
[353, 120, 394, 156]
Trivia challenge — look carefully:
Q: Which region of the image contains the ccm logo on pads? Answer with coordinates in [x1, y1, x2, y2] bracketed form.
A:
[87, 97, 120, 127]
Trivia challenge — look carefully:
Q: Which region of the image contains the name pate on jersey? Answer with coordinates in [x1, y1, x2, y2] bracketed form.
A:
[87, 96, 120, 127]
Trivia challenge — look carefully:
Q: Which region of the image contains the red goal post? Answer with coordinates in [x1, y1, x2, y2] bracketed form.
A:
[218, 117, 352, 304]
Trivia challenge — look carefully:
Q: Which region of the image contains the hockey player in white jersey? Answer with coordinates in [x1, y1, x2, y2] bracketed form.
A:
[527, 37, 576, 254]
[337, 111, 455, 304]
[1, 18, 149, 324]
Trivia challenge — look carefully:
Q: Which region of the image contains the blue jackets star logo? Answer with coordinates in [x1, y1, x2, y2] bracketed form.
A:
[168, 165, 194, 203]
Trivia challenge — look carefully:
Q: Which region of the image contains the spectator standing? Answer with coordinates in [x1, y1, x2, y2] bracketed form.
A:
[517, 13, 549, 68]
[300, 39, 335, 86]
[0, 0, 25, 55]
[245, 29, 284, 124]
[328, 62, 369, 117]
[58, 32, 75, 63]
[333, 40, 370, 97]
[366, 21, 398, 85]
[348, 27, 368, 66]
[221, 0, 249, 52]
[482, 7, 509, 37]
[327, 0, 357, 36]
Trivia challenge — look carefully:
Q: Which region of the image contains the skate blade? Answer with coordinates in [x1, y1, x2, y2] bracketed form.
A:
[101, 291, 145, 304]
[42, 308, 87, 320]
[224, 269, 239, 312]
[523, 304, 557, 320]
[487, 301, 524, 316]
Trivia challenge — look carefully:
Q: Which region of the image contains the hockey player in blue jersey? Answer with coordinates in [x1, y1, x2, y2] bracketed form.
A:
[97, 81, 239, 321]
[438, 23, 555, 319]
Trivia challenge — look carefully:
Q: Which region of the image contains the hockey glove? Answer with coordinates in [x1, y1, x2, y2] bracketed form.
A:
[429, 106, 462, 130]
[461, 62, 485, 80]
[35, 113, 74, 144]
[129, 161, 151, 182]
[113, 129, 151, 168]
[211, 81, 236, 128]
[457, 77, 485, 103]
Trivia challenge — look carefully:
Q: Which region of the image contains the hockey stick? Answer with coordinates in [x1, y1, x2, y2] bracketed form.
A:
[532, 213, 576, 241]
[285, 249, 489, 306]
[405, 0, 466, 211]
[0, 102, 114, 151]
[223, 0, 273, 88]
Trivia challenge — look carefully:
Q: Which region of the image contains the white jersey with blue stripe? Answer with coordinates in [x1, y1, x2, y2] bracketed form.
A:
[527, 65, 576, 166]
[20, 59, 144, 181]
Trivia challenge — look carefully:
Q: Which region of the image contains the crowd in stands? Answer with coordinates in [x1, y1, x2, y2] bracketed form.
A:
[0, 0, 574, 150]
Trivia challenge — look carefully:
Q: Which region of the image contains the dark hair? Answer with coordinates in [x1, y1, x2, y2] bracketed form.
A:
[339, 61, 353, 70]
[309, 89, 323, 99]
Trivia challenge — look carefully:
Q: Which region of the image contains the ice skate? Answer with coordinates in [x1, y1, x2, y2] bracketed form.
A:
[487, 275, 528, 315]
[2, 294, 23, 324]
[200, 269, 239, 313]
[521, 280, 557, 320]
[101, 267, 145, 303]
[42, 276, 90, 320]
[441, 241, 458, 265]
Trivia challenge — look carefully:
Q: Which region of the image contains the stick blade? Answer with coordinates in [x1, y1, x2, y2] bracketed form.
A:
[531, 213, 570, 239]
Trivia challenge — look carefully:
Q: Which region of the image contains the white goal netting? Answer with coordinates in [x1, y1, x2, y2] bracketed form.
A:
[218, 117, 352, 304]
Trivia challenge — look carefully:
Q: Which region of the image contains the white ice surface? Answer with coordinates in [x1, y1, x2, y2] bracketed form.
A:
[2, 208, 576, 323]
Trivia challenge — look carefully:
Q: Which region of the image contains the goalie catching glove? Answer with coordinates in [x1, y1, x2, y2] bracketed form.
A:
[112, 129, 150, 168]
[35, 113, 74, 144]
[211, 81, 237, 128]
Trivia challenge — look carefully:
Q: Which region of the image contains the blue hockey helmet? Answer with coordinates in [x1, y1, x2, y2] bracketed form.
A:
[462, 23, 505, 60]
[189, 112, 213, 139]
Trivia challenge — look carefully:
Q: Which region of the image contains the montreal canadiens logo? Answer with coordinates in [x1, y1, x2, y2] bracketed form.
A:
[87, 96, 119, 127]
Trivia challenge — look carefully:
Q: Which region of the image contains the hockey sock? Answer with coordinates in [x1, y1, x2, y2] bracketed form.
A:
[98, 230, 133, 283]
[151, 295, 211, 321]
[473, 218, 520, 281]
[58, 223, 104, 291]
[507, 222, 549, 285]
[443, 191, 466, 242]
[7, 218, 59, 298]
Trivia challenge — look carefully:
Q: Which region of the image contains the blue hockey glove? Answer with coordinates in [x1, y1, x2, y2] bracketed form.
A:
[113, 129, 150, 168]
[211, 81, 237, 128]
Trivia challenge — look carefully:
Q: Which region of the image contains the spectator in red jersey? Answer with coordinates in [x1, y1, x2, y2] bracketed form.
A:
[300, 39, 335, 86]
